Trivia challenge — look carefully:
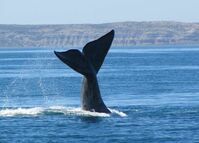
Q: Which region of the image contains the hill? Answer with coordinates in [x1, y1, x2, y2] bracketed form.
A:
[0, 21, 199, 47]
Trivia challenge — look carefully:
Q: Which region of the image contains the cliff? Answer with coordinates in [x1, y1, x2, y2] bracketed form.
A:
[0, 21, 199, 47]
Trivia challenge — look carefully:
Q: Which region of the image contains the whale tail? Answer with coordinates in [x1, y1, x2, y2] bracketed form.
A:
[54, 30, 114, 76]
[54, 30, 114, 113]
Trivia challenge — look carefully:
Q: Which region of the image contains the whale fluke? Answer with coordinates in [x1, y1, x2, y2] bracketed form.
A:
[54, 30, 115, 113]
[54, 49, 92, 76]
[83, 30, 114, 73]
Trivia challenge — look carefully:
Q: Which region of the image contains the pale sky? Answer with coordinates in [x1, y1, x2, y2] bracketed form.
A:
[0, 0, 199, 24]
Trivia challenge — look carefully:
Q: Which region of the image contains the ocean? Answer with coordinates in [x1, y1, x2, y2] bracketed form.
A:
[0, 45, 199, 143]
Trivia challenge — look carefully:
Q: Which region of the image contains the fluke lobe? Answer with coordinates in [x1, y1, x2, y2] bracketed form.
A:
[54, 30, 114, 113]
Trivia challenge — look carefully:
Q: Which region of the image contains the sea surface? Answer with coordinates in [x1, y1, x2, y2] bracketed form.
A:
[0, 45, 199, 143]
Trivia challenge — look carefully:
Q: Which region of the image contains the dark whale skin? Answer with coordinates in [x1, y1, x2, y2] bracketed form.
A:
[54, 30, 114, 113]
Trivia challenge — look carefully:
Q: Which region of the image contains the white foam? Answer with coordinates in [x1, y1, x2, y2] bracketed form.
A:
[49, 106, 127, 117]
[48, 106, 110, 117]
[109, 108, 127, 117]
[0, 107, 44, 117]
[0, 106, 127, 117]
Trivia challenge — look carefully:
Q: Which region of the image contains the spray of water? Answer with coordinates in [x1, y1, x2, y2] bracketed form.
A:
[0, 106, 127, 117]
[2, 78, 18, 108]
[0, 49, 128, 118]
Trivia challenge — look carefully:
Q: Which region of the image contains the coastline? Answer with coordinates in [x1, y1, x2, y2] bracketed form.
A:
[0, 21, 199, 48]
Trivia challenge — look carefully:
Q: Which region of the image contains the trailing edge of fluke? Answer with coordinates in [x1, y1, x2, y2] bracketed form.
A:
[54, 30, 115, 113]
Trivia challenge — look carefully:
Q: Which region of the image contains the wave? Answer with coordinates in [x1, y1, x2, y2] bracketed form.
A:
[0, 106, 127, 117]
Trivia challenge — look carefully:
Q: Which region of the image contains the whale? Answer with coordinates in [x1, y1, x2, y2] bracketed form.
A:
[54, 30, 114, 113]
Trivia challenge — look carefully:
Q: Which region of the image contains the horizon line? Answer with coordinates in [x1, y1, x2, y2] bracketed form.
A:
[0, 20, 199, 26]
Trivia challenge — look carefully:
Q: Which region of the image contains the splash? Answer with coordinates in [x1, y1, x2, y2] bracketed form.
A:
[109, 108, 127, 117]
[0, 107, 44, 117]
[48, 106, 110, 117]
[0, 106, 127, 117]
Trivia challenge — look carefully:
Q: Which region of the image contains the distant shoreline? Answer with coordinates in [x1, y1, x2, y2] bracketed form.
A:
[0, 21, 199, 48]
[1, 44, 199, 49]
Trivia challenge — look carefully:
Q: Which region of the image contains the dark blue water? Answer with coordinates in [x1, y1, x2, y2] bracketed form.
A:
[1, 46, 199, 143]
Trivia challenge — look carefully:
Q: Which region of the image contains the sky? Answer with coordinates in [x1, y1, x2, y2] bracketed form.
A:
[0, 0, 199, 24]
